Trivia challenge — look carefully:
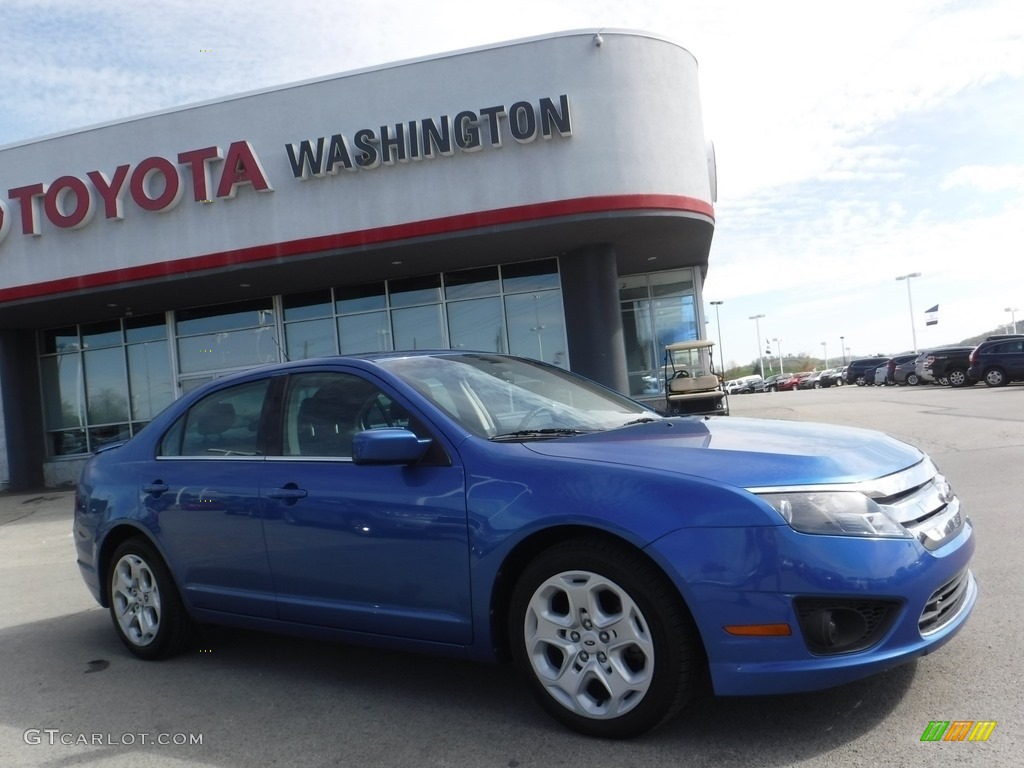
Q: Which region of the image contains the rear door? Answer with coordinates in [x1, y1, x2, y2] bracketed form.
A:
[144, 377, 275, 618]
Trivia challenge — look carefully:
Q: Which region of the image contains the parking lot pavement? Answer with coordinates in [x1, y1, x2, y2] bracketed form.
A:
[2, 389, 1021, 767]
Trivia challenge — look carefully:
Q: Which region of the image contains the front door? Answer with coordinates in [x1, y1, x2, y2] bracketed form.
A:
[260, 370, 471, 644]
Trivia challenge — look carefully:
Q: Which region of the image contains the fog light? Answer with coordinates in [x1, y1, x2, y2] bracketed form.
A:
[801, 608, 868, 651]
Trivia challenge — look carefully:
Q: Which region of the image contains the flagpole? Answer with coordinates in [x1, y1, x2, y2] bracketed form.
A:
[896, 272, 922, 352]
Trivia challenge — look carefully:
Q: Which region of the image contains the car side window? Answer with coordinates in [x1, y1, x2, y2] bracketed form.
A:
[279, 372, 429, 458]
[160, 378, 270, 457]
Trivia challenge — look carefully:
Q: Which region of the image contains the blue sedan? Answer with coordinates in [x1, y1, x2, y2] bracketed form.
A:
[73, 352, 976, 738]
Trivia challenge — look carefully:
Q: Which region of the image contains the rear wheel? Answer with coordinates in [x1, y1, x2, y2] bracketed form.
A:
[509, 538, 698, 738]
[947, 368, 970, 388]
[108, 538, 195, 660]
[984, 368, 1007, 387]
[906, 373, 919, 386]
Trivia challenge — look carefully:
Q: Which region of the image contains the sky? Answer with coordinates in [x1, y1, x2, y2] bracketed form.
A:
[1, 0, 1022, 369]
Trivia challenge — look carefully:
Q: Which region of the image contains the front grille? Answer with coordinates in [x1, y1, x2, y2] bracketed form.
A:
[794, 597, 901, 655]
[920, 569, 973, 635]
[871, 468, 965, 551]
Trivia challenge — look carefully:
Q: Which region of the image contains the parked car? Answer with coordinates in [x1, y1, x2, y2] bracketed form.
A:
[895, 355, 924, 385]
[873, 364, 889, 386]
[728, 374, 763, 394]
[759, 374, 781, 392]
[917, 346, 974, 386]
[776, 372, 804, 391]
[883, 354, 918, 386]
[846, 357, 889, 386]
[968, 337, 1024, 387]
[923, 337, 1023, 387]
[798, 371, 823, 389]
[74, 352, 977, 738]
[817, 368, 844, 388]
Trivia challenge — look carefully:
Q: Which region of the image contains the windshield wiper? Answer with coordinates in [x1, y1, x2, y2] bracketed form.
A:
[620, 417, 661, 427]
[490, 428, 589, 441]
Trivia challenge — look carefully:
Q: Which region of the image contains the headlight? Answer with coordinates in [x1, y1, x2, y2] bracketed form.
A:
[759, 492, 912, 538]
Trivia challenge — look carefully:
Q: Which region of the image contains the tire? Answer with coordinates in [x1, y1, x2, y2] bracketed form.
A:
[984, 368, 1007, 387]
[856, 376, 865, 386]
[813, 382, 821, 389]
[509, 538, 699, 738]
[947, 368, 970, 388]
[108, 538, 195, 660]
[906, 373, 919, 386]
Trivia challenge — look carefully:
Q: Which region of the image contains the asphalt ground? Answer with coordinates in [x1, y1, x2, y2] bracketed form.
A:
[1, 381, 1021, 767]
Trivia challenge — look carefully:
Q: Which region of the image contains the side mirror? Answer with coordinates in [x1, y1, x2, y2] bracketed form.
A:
[352, 428, 432, 465]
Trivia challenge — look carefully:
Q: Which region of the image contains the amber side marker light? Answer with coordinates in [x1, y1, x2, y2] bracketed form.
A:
[723, 624, 793, 637]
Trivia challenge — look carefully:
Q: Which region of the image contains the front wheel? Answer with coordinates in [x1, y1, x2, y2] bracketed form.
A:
[906, 373, 919, 386]
[509, 538, 698, 738]
[108, 538, 195, 660]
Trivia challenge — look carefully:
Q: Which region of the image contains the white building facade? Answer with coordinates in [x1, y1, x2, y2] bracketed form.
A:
[0, 29, 717, 489]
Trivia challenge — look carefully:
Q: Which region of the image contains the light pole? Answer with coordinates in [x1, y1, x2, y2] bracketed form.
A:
[840, 335, 846, 365]
[1006, 307, 1019, 334]
[749, 314, 765, 379]
[821, 342, 828, 369]
[710, 301, 726, 374]
[895, 272, 922, 352]
[773, 337, 784, 374]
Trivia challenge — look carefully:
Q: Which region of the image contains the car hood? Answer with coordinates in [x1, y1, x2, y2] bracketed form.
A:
[522, 416, 924, 489]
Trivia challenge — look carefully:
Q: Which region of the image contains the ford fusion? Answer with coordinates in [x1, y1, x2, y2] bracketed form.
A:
[74, 352, 976, 738]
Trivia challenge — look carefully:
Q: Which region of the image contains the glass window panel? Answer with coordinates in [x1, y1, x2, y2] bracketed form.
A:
[502, 259, 559, 294]
[285, 318, 337, 360]
[89, 424, 131, 451]
[283, 290, 333, 321]
[42, 327, 79, 354]
[653, 295, 698, 349]
[447, 297, 506, 353]
[389, 274, 442, 308]
[175, 298, 274, 336]
[336, 282, 387, 314]
[621, 300, 660, 396]
[504, 291, 567, 367]
[41, 353, 85, 429]
[650, 269, 694, 298]
[177, 327, 282, 374]
[50, 429, 87, 457]
[176, 379, 270, 457]
[84, 347, 129, 424]
[180, 377, 215, 395]
[282, 372, 381, 458]
[128, 340, 173, 421]
[392, 305, 445, 350]
[81, 320, 122, 349]
[445, 267, 499, 300]
[338, 312, 392, 354]
[125, 314, 168, 343]
[618, 275, 650, 302]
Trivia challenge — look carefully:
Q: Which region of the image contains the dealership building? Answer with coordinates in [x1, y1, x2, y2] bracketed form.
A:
[0, 29, 717, 489]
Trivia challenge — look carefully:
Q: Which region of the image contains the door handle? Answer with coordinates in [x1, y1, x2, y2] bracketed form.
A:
[268, 486, 308, 501]
[143, 482, 169, 495]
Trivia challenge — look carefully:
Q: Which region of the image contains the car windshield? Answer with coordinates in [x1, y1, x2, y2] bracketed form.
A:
[378, 353, 660, 439]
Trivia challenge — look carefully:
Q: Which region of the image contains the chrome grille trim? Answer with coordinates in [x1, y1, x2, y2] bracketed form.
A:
[748, 458, 966, 550]
[920, 569, 974, 635]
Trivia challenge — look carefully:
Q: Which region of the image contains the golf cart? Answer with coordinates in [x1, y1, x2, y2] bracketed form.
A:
[663, 339, 728, 416]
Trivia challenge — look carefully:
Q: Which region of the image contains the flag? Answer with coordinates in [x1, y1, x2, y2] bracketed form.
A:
[925, 305, 939, 326]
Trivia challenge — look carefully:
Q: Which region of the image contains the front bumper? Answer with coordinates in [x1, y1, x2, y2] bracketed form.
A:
[646, 517, 976, 696]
